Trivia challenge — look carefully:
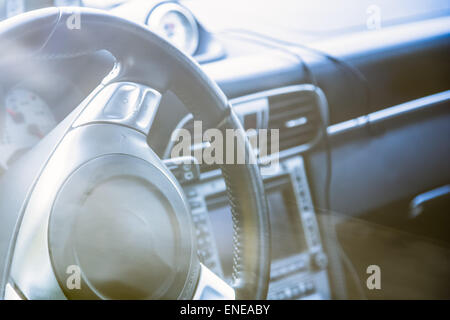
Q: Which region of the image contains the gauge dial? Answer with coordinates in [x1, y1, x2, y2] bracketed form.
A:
[147, 3, 199, 55]
[0, 88, 56, 168]
[54, 0, 82, 6]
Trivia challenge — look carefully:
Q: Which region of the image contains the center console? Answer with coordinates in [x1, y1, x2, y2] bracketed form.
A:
[179, 156, 331, 300]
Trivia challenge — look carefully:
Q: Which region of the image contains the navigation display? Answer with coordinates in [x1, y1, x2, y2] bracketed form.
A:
[208, 186, 306, 277]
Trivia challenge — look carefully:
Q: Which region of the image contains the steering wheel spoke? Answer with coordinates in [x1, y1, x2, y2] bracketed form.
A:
[73, 81, 162, 135]
[193, 263, 235, 300]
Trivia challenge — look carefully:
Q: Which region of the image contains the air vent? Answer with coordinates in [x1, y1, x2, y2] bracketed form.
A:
[168, 85, 327, 174]
[268, 89, 323, 151]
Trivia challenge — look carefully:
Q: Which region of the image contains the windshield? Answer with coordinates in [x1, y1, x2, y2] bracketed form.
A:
[2, 0, 449, 42]
[183, 0, 450, 42]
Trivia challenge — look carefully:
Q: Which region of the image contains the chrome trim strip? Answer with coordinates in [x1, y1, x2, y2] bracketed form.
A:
[327, 90, 450, 135]
[4, 283, 22, 300]
[410, 184, 450, 218]
[193, 263, 235, 300]
[229, 84, 319, 105]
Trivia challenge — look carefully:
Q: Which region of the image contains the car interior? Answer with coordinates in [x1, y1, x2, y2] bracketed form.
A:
[0, 0, 449, 300]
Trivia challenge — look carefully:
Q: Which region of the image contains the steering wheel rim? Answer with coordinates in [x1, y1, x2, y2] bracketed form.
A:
[0, 7, 270, 299]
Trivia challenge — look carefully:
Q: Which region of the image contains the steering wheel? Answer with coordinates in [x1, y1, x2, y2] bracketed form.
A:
[0, 8, 270, 300]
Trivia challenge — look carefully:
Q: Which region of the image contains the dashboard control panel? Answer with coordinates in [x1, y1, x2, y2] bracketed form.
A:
[180, 156, 331, 300]
[185, 188, 225, 277]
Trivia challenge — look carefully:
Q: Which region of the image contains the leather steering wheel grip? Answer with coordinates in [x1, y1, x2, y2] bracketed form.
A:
[0, 8, 270, 299]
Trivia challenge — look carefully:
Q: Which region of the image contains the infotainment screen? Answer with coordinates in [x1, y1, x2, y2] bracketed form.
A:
[207, 186, 307, 277]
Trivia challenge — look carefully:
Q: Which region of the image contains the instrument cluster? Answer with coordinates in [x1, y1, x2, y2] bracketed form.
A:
[0, 88, 57, 172]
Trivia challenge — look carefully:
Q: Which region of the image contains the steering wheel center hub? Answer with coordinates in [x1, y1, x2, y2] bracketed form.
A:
[48, 154, 197, 299]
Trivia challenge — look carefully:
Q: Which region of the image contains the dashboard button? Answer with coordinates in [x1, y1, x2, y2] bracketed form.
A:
[305, 281, 315, 293]
[189, 201, 202, 210]
[312, 251, 328, 270]
[291, 286, 301, 297]
[186, 189, 198, 198]
[192, 214, 204, 223]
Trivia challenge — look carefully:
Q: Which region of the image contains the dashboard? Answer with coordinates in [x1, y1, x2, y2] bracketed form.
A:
[0, 0, 449, 300]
